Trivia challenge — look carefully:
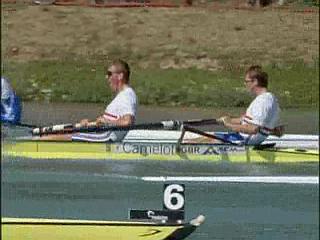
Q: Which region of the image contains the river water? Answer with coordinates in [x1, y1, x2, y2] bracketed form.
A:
[2, 102, 319, 240]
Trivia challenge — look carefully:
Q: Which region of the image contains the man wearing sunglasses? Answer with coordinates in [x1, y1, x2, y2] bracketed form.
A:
[71, 59, 137, 142]
[216, 65, 281, 145]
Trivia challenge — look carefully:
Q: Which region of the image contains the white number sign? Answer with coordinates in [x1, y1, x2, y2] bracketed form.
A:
[163, 184, 185, 211]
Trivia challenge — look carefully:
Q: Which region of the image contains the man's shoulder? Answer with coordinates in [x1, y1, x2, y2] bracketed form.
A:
[256, 92, 277, 103]
[122, 87, 137, 98]
[248, 92, 278, 111]
[115, 87, 137, 104]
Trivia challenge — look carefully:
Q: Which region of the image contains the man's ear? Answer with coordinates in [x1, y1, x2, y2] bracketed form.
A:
[118, 72, 124, 81]
[252, 78, 258, 85]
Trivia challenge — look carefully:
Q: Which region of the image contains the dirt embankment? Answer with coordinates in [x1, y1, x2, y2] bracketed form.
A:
[2, 1, 319, 71]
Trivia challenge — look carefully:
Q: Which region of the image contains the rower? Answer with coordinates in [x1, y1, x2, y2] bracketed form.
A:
[216, 65, 281, 145]
[1, 77, 21, 125]
[37, 59, 137, 142]
[71, 59, 137, 142]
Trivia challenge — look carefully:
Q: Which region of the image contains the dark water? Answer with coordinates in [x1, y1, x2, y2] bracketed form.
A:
[2, 165, 319, 240]
[2, 156, 319, 240]
[1, 102, 319, 239]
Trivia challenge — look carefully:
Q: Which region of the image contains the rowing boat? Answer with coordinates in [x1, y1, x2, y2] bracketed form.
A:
[2, 130, 319, 163]
[1, 215, 204, 240]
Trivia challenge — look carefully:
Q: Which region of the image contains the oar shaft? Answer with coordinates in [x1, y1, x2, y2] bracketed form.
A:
[32, 121, 178, 135]
[17, 123, 38, 128]
[31, 118, 218, 136]
[2, 122, 38, 129]
[183, 125, 241, 146]
[182, 118, 218, 126]
[75, 121, 177, 133]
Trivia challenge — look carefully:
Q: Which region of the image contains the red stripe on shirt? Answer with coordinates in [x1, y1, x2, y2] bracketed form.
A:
[103, 112, 119, 120]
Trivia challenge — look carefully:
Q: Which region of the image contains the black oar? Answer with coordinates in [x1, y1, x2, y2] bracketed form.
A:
[31, 118, 219, 136]
[2, 122, 38, 129]
[182, 125, 242, 146]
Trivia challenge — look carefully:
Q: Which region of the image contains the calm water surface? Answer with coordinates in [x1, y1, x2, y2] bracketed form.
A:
[2, 163, 319, 240]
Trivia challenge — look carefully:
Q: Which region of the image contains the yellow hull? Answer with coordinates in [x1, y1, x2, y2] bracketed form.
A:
[1, 217, 201, 240]
[2, 141, 319, 163]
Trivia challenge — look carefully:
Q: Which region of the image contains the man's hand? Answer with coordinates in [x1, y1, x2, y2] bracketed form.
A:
[96, 116, 107, 127]
[217, 116, 231, 125]
[79, 119, 90, 127]
[78, 119, 101, 128]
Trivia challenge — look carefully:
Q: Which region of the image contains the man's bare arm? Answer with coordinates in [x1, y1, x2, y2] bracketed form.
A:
[223, 122, 259, 135]
[96, 114, 134, 127]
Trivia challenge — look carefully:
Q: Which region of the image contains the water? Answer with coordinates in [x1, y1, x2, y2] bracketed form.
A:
[1, 161, 319, 240]
[1, 102, 319, 239]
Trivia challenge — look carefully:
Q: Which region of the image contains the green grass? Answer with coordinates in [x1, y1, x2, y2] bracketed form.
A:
[2, 59, 318, 108]
[1, 5, 318, 108]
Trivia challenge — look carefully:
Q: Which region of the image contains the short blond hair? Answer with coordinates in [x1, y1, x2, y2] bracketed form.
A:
[111, 59, 130, 83]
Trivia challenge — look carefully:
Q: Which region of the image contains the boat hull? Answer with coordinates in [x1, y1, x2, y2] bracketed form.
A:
[2, 140, 318, 163]
[1, 217, 199, 240]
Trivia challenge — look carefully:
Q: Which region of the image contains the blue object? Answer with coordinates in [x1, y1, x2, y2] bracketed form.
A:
[1, 77, 22, 124]
[215, 132, 244, 143]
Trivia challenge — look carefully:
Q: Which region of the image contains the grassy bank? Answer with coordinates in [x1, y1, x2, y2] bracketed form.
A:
[3, 60, 319, 108]
[1, 4, 319, 108]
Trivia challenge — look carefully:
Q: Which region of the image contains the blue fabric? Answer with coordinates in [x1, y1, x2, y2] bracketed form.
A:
[1, 81, 22, 124]
[214, 132, 244, 143]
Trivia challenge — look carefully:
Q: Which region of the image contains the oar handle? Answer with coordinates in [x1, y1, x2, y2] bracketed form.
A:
[32, 123, 73, 135]
[32, 121, 99, 135]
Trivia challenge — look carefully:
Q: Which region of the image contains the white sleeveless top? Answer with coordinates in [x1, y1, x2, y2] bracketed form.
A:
[103, 87, 137, 121]
[241, 92, 280, 145]
[71, 87, 137, 142]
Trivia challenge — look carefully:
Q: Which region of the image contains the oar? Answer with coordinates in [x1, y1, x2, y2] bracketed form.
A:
[31, 118, 219, 136]
[182, 125, 242, 146]
[2, 122, 38, 129]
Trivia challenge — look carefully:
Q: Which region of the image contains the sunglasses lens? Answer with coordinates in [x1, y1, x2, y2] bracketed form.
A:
[107, 71, 112, 77]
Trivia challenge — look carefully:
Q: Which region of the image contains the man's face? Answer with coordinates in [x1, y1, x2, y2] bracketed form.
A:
[244, 73, 256, 94]
[106, 65, 122, 92]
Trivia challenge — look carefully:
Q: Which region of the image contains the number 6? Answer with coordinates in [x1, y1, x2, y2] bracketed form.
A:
[163, 184, 185, 211]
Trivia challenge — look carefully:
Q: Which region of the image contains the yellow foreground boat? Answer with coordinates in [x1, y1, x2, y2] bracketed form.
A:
[1, 215, 205, 240]
[2, 139, 319, 163]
